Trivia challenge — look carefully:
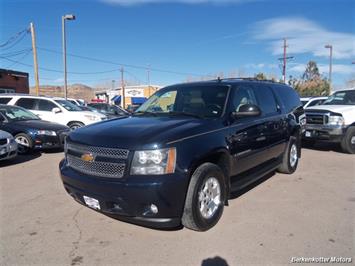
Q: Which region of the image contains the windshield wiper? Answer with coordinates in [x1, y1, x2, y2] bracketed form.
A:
[168, 111, 204, 119]
[133, 111, 158, 116]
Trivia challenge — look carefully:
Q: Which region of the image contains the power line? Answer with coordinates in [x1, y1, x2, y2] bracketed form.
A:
[0, 29, 29, 51]
[6, 49, 32, 69]
[37, 47, 210, 77]
[0, 48, 32, 57]
[0, 56, 123, 75]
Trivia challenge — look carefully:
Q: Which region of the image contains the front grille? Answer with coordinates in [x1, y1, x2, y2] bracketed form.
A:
[0, 138, 7, 145]
[66, 141, 129, 178]
[67, 142, 129, 159]
[67, 154, 126, 178]
[306, 114, 325, 125]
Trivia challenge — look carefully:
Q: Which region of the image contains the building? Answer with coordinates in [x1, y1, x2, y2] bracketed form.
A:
[0, 69, 29, 94]
[95, 85, 161, 108]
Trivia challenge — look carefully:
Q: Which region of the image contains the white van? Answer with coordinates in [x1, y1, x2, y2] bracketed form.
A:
[0, 94, 106, 130]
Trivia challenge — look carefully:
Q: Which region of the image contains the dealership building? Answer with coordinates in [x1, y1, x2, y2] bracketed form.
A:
[95, 84, 161, 107]
[0, 68, 29, 94]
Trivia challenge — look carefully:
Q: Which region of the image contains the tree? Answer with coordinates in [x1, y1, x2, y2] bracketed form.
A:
[302, 60, 320, 81]
[254, 72, 267, 80]
[289, 61, 330, 97]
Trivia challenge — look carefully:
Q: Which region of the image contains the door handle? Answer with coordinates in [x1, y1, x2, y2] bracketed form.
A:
[256, 136, 266, 142]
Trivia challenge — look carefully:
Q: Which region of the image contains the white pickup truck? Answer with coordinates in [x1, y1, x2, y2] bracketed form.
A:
[303, 89, 355, 154]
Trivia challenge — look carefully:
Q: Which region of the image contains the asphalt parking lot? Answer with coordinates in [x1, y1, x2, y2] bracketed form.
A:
[0, 144, 354, 266]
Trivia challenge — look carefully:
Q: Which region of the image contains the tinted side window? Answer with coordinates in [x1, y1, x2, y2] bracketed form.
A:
[0, 97, 12, 104]
[253, 85, 278, 115]
[232, 85, 258, 112]
[273, 85, 301, 112]
[15, 98, 38, 110]
[38, 99, 57, 111]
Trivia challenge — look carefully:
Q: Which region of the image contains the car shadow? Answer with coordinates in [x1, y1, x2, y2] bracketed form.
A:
[201, 256, 229, 266]
[0, 151, 42, 167]
[302, 141, 344, 153]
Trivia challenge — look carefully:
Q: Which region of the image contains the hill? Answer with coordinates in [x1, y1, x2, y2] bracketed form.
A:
[30, 84, 96, 102]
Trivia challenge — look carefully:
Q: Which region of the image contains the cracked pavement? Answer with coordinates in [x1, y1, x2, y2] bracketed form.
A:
[0, 144, 354, 266]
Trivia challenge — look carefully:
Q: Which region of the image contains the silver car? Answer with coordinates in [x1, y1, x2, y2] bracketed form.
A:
[0, 130, 18, 161]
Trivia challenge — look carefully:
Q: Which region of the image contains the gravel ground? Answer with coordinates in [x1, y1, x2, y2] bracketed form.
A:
[0, 144, 354, 266]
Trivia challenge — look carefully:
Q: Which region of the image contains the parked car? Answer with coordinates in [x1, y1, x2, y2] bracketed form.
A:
[87, 103, 129, 118]
[126, 104, 141, 113]
[303, 89, 355, 153]
[301, 96, 328, 108]
[0, 130, 18, 161]
[67, 98, 86, 106]
[0, 94, 106, 130]
[59, 78, 304, 231]
[0, 104, 70, 153]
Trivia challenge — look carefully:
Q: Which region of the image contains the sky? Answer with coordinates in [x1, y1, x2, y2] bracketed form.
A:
[0, 0, 354, 89]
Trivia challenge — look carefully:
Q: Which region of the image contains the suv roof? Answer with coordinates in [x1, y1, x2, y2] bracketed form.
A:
[167, 77, 286, 88]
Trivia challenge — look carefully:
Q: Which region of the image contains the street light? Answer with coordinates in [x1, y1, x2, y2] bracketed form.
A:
[325, 44, 333, 94]
[62, 14, 76, 99]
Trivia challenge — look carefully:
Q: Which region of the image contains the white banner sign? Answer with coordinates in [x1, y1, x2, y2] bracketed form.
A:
[125, 88, 144, 97]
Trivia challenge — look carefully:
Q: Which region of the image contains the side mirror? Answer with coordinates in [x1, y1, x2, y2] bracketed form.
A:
[52, 107, 61, 114]
[232, 104, 261, 118]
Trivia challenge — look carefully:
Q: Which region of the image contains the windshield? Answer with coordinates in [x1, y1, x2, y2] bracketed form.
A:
[0, 105, 40, 121]
[323, 91, 355, 105]
[55, 100, 82, 111]
[136, 85, 229, 118]
[301, 100, 308, 106]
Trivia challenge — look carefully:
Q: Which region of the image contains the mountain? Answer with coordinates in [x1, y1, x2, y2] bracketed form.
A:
[30, 84, 96, 102]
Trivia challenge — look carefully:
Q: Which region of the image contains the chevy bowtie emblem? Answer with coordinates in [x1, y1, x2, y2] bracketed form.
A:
[81, 153, 95, 162]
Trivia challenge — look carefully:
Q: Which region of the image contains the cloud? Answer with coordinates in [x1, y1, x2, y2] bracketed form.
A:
[101, 0, 255, 6]
[252, 17, 355, 59]
[289, 63, 355, 75]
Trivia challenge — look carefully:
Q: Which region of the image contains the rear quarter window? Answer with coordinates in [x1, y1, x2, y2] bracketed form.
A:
[0, 97, 13, 104]
[272, 85, 301, 113]
[15, 98, 38, 110]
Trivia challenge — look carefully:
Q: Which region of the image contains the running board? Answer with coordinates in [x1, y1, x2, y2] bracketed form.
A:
[230, 158, 281, 192]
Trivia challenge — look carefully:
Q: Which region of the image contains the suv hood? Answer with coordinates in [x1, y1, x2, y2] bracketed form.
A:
[306, 105, 355, 113]
[68, 115, 220, 149]
[11, 120, 70, 131]
[307, 105, 355, 125]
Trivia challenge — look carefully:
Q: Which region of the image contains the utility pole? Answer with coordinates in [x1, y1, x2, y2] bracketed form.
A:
[282, 38, 287, 83]
[121, 67, 125, 109]
[278, 38, 293, 83]
[147, 64, 151, 96]
[325, 44, 333, 94]
[30, 22, 40, 96]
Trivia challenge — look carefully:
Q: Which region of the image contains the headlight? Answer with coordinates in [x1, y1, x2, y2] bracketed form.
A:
[130, 148, 176, 175]
[84, 115, 100, 121]
[36, 130, 57, 136]
[328, 115, 344, 126]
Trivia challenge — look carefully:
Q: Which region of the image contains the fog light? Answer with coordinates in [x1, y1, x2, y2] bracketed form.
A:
[150, 204, 158, 214]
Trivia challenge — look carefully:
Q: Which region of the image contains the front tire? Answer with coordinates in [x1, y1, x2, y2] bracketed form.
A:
[341, 126, 355, 154]
[278, 137, 299, 174]
[15, 133, 33, 154]
[182, 163, 226, 231]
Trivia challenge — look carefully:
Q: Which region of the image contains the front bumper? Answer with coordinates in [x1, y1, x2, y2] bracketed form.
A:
[303, 124, 345, 142]
[0, 141, 18, 161]
[32, 131, 68, 150]
[59, 159, 188, 229]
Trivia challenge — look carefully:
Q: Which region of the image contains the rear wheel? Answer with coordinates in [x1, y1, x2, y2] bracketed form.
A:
[182, 163, 226, 231]
[15, 133, 33, 154]
[341, 126, 355, 154]
[68, 121, 84, 130]
[278, 137, 299, 174]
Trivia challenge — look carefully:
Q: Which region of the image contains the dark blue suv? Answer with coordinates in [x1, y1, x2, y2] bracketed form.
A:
[59, 79, 304, 231]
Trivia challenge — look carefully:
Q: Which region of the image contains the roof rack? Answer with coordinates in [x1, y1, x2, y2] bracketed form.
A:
[215, 77, 283, 84]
